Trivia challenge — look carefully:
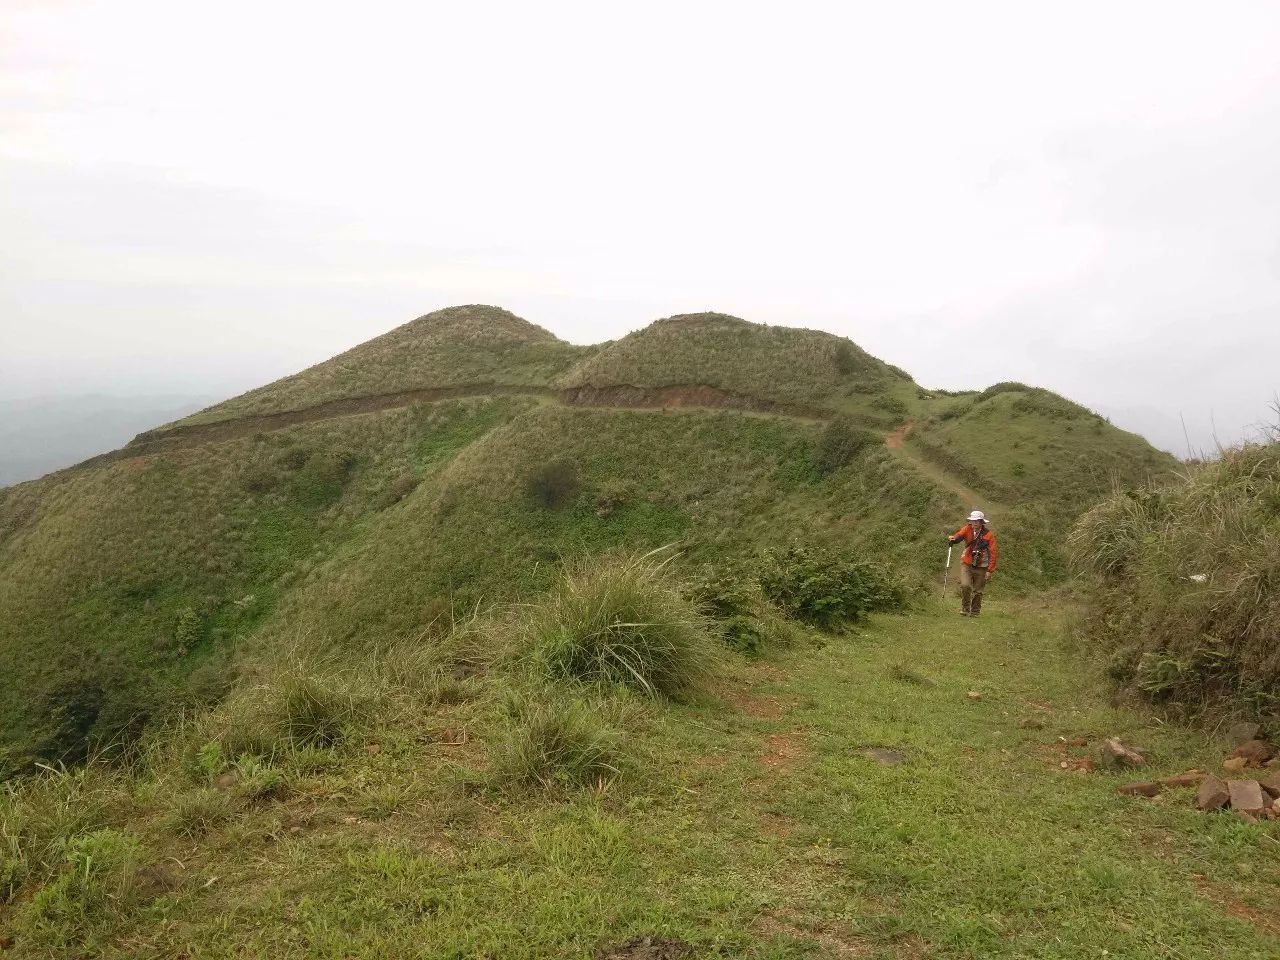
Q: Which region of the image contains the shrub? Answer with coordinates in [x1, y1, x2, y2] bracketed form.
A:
[814, 417, 878, 475]
[833, 342, 857, 376]
[759, 542, 907, 628]
[686, 568, 790, 655]
[521, 549, 717, 697]
[490, 692, 624, 790]
[527, 457, 581, 508]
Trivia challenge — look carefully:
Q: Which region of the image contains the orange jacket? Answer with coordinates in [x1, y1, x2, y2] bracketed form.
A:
[949, 524, 997, 572]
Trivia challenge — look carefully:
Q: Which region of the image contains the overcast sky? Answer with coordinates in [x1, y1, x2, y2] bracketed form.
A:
[3, 1, 1278, 454]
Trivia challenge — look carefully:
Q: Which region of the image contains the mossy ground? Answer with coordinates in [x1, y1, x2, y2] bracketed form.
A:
[6, 598, 1276, 959]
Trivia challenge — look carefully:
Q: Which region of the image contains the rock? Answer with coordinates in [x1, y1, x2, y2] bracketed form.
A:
[1258, 770, 1280, 799]
[1117, 780, 1162, 797]
[1222, 757, 1248, 773]
[1161, 772, 1204, 789]
[1234, 810, 1260, 825]
[1231, 740, 1277, 766]
[1227, 721, 1263, 747]
[1101, 737, 1146, 768]
[966, 691, 983, 700]
[1227, 779, 1267, 816]
[1196, 775, 1231, 812]
[365, 742, 382, 755]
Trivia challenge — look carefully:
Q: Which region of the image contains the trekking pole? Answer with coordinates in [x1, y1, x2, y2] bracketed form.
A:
[941, 543, 953, 600]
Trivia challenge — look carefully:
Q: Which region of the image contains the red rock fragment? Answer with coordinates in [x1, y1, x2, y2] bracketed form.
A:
[1101, 737, 1146, 768]
[1161, 772, 1203, 789]
[1227, 779, 1267, 816]
[1231, 740, 1277, 766]
[1196, 775, 1230, 812]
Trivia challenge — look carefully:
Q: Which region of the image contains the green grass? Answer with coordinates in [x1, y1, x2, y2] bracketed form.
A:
[3, 598, 1277, 957]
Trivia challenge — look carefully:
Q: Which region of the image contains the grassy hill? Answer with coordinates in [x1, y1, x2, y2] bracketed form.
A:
[169, 305, 587, 429]
[0, 307, 1174, 777]
[6, 306, 1268, 959]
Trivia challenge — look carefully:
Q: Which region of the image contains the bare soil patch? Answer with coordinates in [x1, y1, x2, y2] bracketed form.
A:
[760, 732, 808, 771]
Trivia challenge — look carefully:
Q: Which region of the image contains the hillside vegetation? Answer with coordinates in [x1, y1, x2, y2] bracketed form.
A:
[0, 307, 1173, 776]
[1, 306, 1271, 958]
[1070, 440, 1280, 719]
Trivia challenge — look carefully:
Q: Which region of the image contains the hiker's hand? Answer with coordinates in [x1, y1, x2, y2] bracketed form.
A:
[985, 572, 993, 582]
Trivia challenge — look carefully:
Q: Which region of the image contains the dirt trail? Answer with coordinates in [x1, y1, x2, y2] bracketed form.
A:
[64, 383, 995, 522]
[68, 382, 835, 472]
[884, 420, 913, 449]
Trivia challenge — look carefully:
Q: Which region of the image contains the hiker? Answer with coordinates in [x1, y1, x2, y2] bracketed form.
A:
[947, 510, 997, 616]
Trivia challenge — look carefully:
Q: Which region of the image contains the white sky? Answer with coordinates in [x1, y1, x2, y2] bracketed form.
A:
[3, 0, 1278, 453]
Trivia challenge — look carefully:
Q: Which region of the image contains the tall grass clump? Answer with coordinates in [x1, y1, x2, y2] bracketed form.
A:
[0, 762, 129, 902]
[1069, 441, 1280, 718]
[199, 659, 378, 760]
[520, 549, 718, 697]
[490, 690, 625, 790]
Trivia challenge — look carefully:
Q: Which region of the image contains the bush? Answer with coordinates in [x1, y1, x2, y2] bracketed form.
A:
[490, 691, 624, 790]
[759, 542, 908, 628]
[521, 549, 717, 697]
[1070, 442, 1280, 717]
[686, 568, 790, 655]
[527, 457, 581, 508]
[814, 417, 878, 475]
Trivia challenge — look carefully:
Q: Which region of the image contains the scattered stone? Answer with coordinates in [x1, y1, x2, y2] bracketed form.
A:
[1227, 779, 1267, 816]
[1231, 740, 1277, 766]
[1227, 721, 1263, 747]
[1063, 736, 1089, 748]
[1222, 757, 1249, 774]
[365, 742, 382, 755]
[1018, 718, 1046, 730]
[1117, 780, 1162, 797]
[966, 691, 983, 700]
[1195, 775, 1231, 812]
[1234, 810, 1260, 825]
[1100, 737, 1146, 768]
[1161, 772, 1204, 789]
[1258, 770, 1280, 799]
[860, 747, 906, 767]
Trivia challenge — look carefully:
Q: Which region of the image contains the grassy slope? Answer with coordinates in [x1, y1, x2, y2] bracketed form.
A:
[171, 306, 588, 428]
[249, 403, 948, 652]
[0, 311, 1176, 771]
[0, 398, 533, 774]
[6, 599, 1277, 958]
[559, 313, 922, 428]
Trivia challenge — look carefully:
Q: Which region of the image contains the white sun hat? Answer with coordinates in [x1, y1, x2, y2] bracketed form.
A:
[968, 510, 986, 522]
